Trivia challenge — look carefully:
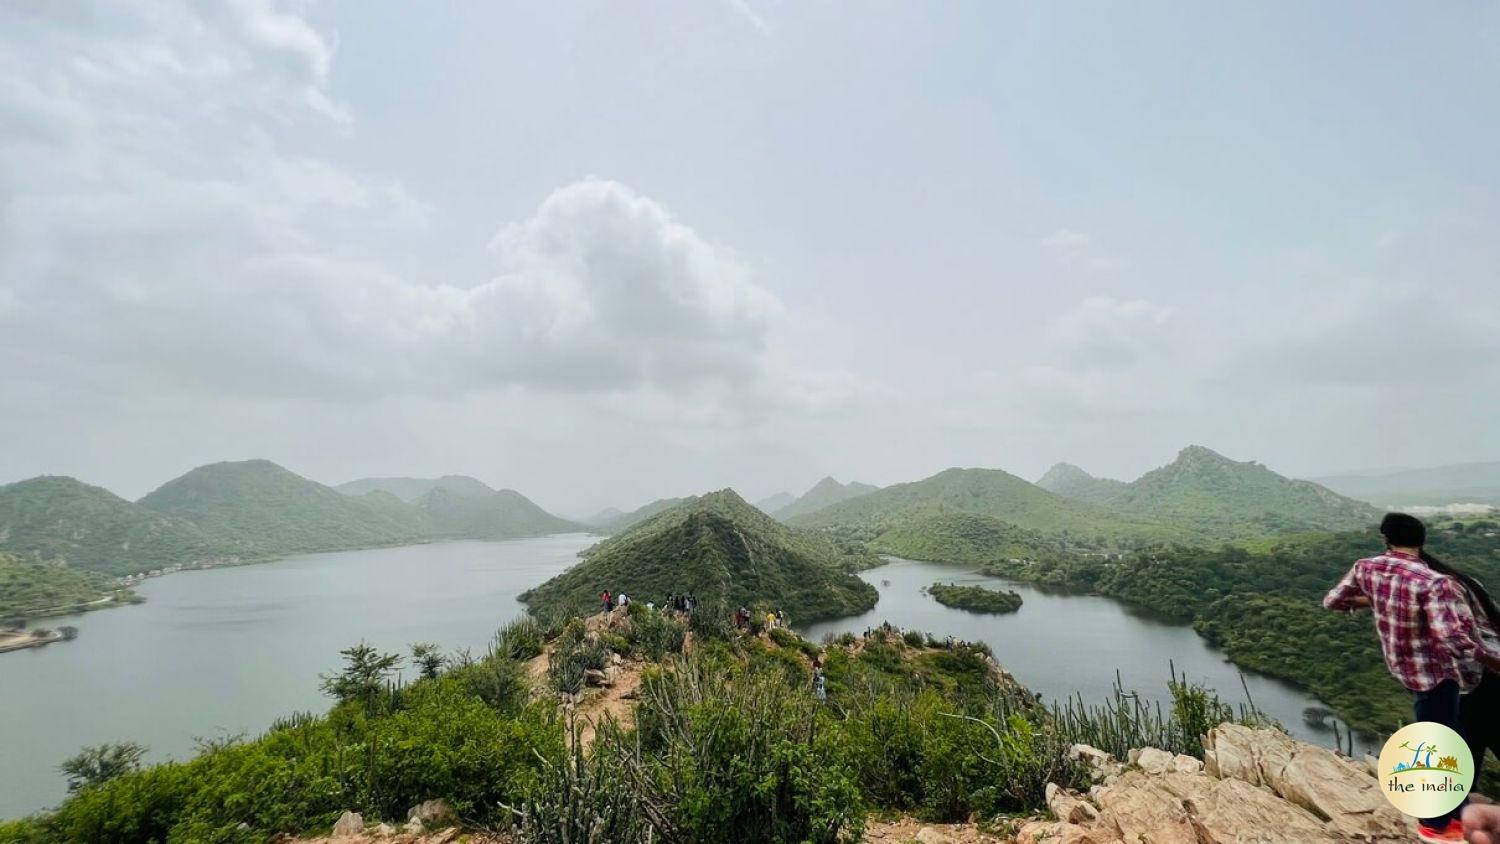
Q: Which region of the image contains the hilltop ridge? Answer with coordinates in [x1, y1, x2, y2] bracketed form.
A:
[521, 489, 877, 622]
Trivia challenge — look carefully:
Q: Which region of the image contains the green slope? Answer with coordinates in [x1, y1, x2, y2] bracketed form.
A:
[138, 460, 432, 558]
[415, 487, 582, 539]
[0, 553, 132, 621]
[788, 467, 1181, 549]
[773, 477, 880, 521]
[596, 497, 687, 534]
[521, 490, 878, 622]
[0, 476, 221, 576]
[334, 475, 497, 502]
[1103, 446, 1380, 539]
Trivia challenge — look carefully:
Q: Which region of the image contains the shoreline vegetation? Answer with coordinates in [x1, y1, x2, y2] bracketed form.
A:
[927, 581, 1024, 614]
[0, 608, 1269, 842]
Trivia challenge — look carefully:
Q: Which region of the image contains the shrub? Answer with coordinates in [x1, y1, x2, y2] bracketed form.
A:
[902, 630, 925, 648]
[494, 617, 546, 662]
[629, 610, 686, 661]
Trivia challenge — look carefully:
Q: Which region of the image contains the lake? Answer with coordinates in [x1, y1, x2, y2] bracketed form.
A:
[0, 535, 595, 819]
[1, 543, 1369, 819]
[800, 558, 1375, 754]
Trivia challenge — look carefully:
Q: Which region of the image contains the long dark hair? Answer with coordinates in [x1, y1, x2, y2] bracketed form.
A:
[1420, 549, 1500, 633]
[1382, 512, 1500, 632]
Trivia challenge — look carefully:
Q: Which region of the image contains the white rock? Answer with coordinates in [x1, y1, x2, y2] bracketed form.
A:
[331, 810, 364, 837]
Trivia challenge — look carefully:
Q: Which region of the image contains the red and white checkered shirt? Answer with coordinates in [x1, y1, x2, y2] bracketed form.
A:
[1324, 550, 1500, 692]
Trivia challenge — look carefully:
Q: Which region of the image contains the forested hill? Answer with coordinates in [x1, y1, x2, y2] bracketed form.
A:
[1040, 446, 1379, 540]
[521, 489, 878, 622]
[414, 487, 582, 539]
[771, 477, 879, 521]
[787, 466, 1185, 549]
[0, 476, 220, 575]
[138, 460, 433, 558]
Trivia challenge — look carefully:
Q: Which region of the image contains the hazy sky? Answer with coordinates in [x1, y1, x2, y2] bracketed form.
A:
[3, 1, 1498, 514]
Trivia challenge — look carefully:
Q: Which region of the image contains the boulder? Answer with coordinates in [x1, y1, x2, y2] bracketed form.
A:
[1068, 743, 1124, 782]
[1016, 820, 1112, 844]
[407, 798, 456, 828]
[1131, 747, 1176, 775]
[584, 667, 614, 687]
[1203, 724, 1408, 838]
[1046, 782, 1099, 824]
[330, 810, 364, 837]
[913, 827, 953, 844]
[370, 822, 395, 837]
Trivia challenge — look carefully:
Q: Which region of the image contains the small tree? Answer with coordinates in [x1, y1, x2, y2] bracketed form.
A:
[61, 742, 147, 792]
[320, 642, 403, 712]
[411, 642, 445, 680]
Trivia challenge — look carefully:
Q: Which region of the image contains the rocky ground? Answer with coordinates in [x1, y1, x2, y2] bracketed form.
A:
[1017, 723, 1415, 844]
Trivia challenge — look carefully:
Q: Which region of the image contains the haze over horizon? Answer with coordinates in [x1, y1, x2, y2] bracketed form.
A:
[3, 2, 1498, 513]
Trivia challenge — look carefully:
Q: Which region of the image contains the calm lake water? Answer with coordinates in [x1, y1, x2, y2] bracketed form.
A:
[2, 544, 1370, 819]
[0, 535, 595, 819]
[800, 558, 1375, 755]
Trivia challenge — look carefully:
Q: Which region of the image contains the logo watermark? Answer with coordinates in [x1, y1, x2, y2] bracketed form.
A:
[1377, 721, 1474, 818]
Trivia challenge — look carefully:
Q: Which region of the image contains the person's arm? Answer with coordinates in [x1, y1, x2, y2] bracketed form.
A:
[1323, 564, 1368, 611]
[1426, 578, 1483, 665]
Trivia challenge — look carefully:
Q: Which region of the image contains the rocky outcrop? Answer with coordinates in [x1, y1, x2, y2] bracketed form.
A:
[1018, 725, 1414, 844]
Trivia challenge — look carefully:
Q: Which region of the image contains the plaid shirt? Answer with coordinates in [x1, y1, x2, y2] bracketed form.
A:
[1324, 550, 1499, 692]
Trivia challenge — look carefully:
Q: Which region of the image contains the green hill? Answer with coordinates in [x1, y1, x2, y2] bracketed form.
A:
[773, 477, 879, 520]
[1309, 461, 1500, 507]
[521, 489, 878, 622]
[137, 460, 432, 558]
[334, 475, 496, 502]
[864, 511, 1069, 564]
[1035, 463, 1128, 505]
[1101, 446, 1380, 539]
[788, 467, 1180, 549]
[0, 476, 221, 576]
[0, 553, 133, 622]
[415, 487, 582, 539]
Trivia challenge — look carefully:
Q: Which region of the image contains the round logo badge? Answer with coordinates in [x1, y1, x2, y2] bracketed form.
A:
[1377, 721, 1474, 818]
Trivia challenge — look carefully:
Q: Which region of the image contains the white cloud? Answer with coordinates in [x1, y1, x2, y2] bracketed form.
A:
[0, 3, 794, 404]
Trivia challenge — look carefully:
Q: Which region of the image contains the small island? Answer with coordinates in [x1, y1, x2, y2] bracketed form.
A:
[928, 582, 1023, 614]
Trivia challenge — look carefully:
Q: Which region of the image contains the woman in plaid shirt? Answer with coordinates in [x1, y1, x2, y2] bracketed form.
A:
[1325, 512, 1500, 842]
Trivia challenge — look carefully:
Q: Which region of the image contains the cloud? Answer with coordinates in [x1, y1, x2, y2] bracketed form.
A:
[0, 2, 791, 404]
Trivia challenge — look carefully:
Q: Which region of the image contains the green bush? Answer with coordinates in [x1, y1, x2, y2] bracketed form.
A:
[494, 617, 546, 662]
[629, 610, 686, 661]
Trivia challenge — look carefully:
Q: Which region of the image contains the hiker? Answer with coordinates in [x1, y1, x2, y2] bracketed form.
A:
[601, 590, 612, 613]
[766, 610, 777, 630]
[812, 664, 826, 701]
[617, 592, 629, 608]
[1324, 512, 1500, 843]
[777, 609, 787, 628]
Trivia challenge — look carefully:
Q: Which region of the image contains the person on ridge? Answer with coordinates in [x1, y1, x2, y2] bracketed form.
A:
[601, 590, 612, 613]
[1324, 512, 1500, 843]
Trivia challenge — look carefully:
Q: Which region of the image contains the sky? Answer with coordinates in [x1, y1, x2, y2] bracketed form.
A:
[2, 1, 1498, 515]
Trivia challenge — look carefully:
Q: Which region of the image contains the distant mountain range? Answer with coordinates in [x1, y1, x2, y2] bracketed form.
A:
[334, 475, 495, 502]
[771, 477, 880, 521]
[521, 489, 878, 622]
[0, 462, 584, 577]
[586, 497, 688, 534]
[1307, 461, 1500, 507]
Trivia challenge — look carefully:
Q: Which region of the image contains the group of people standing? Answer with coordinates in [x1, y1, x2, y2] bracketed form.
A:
[732, 606, 788, 630]
[598, 590, 699, 615]
[1325, 512, 1500, 843]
